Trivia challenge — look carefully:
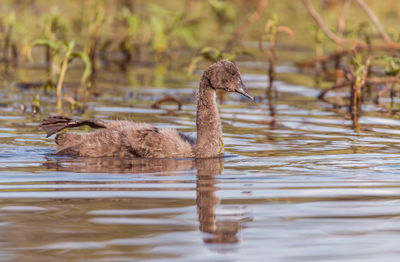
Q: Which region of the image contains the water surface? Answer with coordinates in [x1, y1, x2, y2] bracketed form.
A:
[1, 60, 400, 261]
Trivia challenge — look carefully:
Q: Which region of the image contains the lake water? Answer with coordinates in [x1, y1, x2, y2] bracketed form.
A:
[1, 58, 400, 261]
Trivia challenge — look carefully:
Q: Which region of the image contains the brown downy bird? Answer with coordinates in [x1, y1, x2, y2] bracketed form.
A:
[41, 60, 253, 158]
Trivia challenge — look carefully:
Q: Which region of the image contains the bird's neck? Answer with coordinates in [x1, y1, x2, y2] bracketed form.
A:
[195, 77, 224, 158]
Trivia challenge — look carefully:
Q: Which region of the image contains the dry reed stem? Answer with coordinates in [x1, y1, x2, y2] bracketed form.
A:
[300, 44, 400, 67]
[152, 96, 183, 110]
[356, 0, 393, 45]
[226, 0, 268, 50]
[336, 0, 351, 44]
[302, 0, 343, 44]
[318, 76, 400, 100]
[302, 0, 398, 70]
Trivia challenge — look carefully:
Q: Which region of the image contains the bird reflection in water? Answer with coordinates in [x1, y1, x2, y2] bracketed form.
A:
[196, 158, 246, 246]
[43, 156, 250, 248]
[43, 156, 194, 174]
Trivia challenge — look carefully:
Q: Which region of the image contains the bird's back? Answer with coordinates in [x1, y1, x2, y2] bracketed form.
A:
[55, 120, 194, 158]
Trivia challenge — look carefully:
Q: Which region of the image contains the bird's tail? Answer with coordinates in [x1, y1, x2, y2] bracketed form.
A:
[41, 115, 106, 137]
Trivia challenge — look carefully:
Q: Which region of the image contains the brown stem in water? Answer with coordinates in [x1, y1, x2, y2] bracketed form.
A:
[300, 44, 400, 68]
[366, 77, 400, 85]
[318, 81, 351, 100]
[267, 55, 275, 94]
[318, 76, 400, 100]
[350, 57, 370, 131]
[350, 81, 360, 131]
[267, 82, 276, 129]
[152, 96, 183, 110]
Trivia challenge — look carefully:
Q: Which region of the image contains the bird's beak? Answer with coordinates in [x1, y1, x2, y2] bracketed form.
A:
[235, 79, 254, 101]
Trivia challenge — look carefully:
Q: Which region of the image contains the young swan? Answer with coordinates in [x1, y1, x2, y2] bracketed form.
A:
[41, 60, 253, 158]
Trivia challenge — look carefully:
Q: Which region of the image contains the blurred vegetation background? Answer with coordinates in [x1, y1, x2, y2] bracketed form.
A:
[2, 0, 400, 67]
[2, 0, 400, 118]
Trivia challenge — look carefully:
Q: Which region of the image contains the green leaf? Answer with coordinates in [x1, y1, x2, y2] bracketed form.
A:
[31, 38, 60, 51]
[32, 94, 40, 107]
[234, 50, 253, 57]
[150, 16, 167, 52]
[174, 27, 197, 48]
[224, 53, 237, 61]
[71, 51, 91, 84]
[127, 14, 140, 35]
[147, 3, 170, 17]
[208, 0, 236, 22]
[199, 47, 220, 62]
[375, 56, 400, 76]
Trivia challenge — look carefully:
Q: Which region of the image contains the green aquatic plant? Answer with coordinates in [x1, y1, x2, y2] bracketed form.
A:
[112, 3, 200, 62]
[259, 14, 293, 92]
[374, 55, 400, 109]
[31, 39, 91, 109]
[36, 12, 71, 69]
[208, 0, 236, 27]
[147, 3, 200, 54]
[195, 47, 237, 62]
[188, 46, 252, 75]
[32, 94, 40, 114]
[376, 56, 400, 76]
[38, 12, 70, 41]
